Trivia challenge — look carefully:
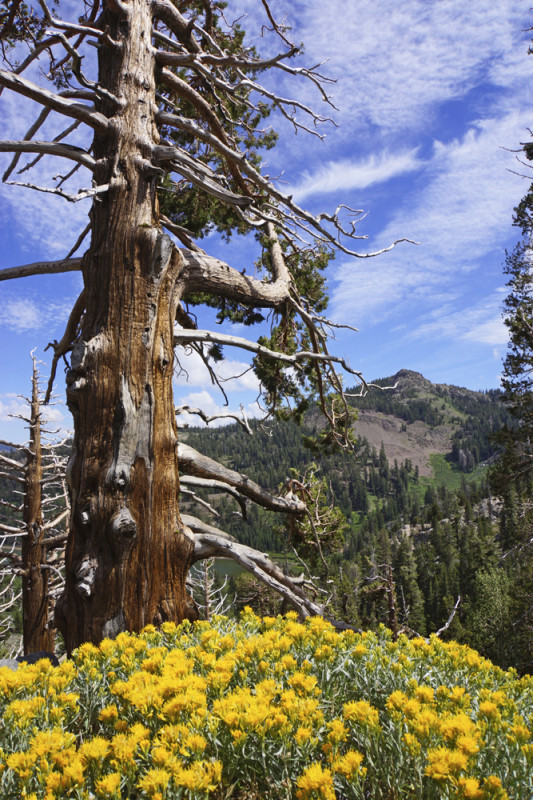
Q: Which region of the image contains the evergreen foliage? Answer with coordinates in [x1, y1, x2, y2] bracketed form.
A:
[180, 376, 530, 673]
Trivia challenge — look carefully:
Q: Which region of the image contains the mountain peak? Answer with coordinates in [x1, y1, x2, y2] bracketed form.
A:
[389, 369, 430, 386]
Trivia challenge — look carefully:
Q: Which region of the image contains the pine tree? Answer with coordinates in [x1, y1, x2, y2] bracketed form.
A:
[489, 136, 533, 673]
[492, 165, 533, 488]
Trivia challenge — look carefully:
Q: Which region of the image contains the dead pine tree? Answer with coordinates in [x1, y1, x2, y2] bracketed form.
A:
[0, 356, 70, 655]
[0, 0, 413, 652]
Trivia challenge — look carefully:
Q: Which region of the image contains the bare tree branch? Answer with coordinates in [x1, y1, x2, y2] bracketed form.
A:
[5, 180, 109, 202]
[0, 258, 82, 283]
[0, 140, 95, 170]
[176, 404, 252, 434]
[174, 328, 363, 380]
[192, 531, 324, 618]
[178, 441, 305, 515]
[0, 71, 108, 131]
[179, 475, 249, 519]
[435, 596, 461, 638]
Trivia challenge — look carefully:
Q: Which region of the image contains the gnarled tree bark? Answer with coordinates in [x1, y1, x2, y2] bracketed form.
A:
[55, 1, 196, 651]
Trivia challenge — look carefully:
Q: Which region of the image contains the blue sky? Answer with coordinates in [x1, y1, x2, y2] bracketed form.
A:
[0, 0, 532, 441]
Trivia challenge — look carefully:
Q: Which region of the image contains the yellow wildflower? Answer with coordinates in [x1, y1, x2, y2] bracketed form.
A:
[95, 771, 122, 798]
[137, 767, 171, 796]
[326, 718, 347, 744]
[415, 685, 435, 704]
[332, 749, 365, 780]
[387, 690, 409, 712]
[151, 747, 174, 768]
[425, 747, 468, 780]
[99, 704, 119, 724]
[110, 733, 138, 768]
[456, 734, 480, 757]
[482, 775, 510, 799]
[343, 699, 380, 728]
[7, 751, 34, 781]
[173, 760, 222, 792]
[441, 713, 478, 743]
[508, 722, 530, 743]
[288, 671, 319, 696]
[410, 708, 441, 739]
[478, 700, 500, 721]
[403, 732, 422, 756]
[160, 621, 178, 636]
[314, 645, 334, 661]
[450, 687, 471, 709]
[295, 726, 314, 745]
[58, 757, 85, 791]
[521, 742, 533, 765]
[295, 762, 336, 800]
[457, 776, 483, 799]
[80, 736, 110, 763]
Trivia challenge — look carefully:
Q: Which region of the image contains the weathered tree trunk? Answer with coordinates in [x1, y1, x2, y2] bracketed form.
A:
[55, 0, 195, 653]
[22, 361, 54, 654]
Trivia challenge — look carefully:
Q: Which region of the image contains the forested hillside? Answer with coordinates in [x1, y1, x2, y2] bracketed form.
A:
[183, 370, 531, 673]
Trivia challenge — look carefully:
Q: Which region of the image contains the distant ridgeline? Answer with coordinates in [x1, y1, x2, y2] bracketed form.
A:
[183, 369, 510, 551]
[183, 370, 532, 672]
[351, 369, 509, 470]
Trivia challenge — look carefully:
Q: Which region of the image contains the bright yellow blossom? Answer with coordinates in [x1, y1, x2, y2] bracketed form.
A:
[415, 685, 435, 704]
[425, 747, 469, 780]
[332, 749, 365, 780]
[482, 775, 510, 799]
[80, 736, 110, 763]
[137, 767, 171, 796]
[295, 762, 336, 800]
[326, 718, 347, 744]
[295, 726, 314, 745]
[95, 771, 122, 798]
[99, 704, 119, 724]
[343, 699, 380, 728]
[457, 776, 483, 799]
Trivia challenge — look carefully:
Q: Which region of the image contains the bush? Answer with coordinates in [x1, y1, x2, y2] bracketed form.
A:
[0, 611, 532, 799]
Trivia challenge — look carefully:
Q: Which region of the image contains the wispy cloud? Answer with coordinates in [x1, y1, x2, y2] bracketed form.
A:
[0, 80, 92, 259]
[277, 0, 529, 137]
[330, 110, 529, 326]
[408, 292, 508, 348]
[290, 149, 421, 202]
[0, 394, 26, 424]
[0, 296, 75, 334]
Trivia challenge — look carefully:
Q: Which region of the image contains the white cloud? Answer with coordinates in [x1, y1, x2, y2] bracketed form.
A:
[0, 394, 26, 424]
[0, 296, 74, 334]
[463, 318, 508, 347]
[331, 111, 529, 325]
[0, 391, 71, 443]
[174, 345, 260, 394]
[275, 0, 529, 137]
[404, 292, 508, 348]
[290, 149, 421, 202]
[0, 68, 93, 258]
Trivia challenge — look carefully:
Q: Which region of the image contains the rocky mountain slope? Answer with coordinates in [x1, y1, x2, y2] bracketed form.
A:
[351, 369, 507, 478]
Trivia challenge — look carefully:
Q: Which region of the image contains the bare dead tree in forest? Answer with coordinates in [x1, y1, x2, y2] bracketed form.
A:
[0, 0, 412, 652]
[187, 557, 233, 621]
[0, 356, 69, 655]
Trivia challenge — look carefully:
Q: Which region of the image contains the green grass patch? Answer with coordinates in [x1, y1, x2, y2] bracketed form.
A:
[428, 453, 465, 491]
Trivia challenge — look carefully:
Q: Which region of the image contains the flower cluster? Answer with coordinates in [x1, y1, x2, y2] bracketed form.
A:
[0, 611, 531, 799]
